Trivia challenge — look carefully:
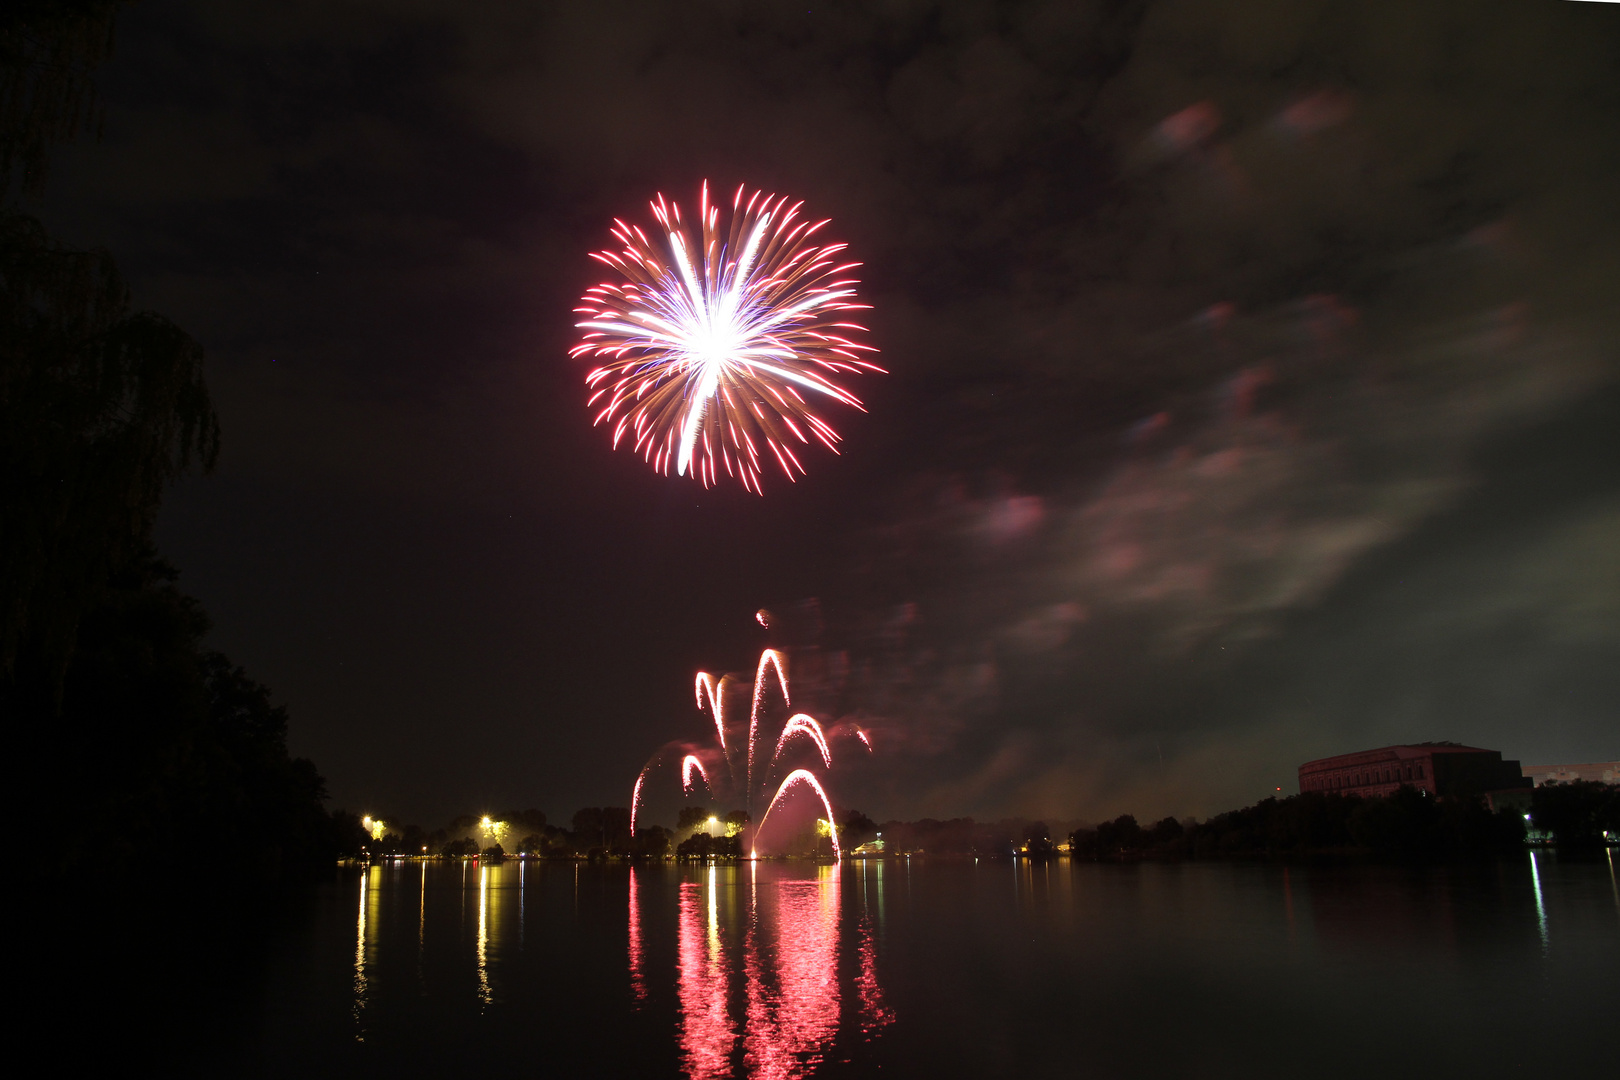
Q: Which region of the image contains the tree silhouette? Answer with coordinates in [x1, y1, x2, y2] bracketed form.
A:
[2, 3, 337, 885]
[1531, 781, 1620, 848]
[1, 0, 124, 198]
[2, 214, 218, 710]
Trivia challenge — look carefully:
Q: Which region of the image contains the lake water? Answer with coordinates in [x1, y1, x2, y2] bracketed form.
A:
[143, 854, 1619, 1076]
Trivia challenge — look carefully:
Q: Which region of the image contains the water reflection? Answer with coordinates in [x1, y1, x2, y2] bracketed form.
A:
[648, 863, 893, 1080]
[477, 863, 492, 1008]
[1529, 851, 1549, 951]
[742, 867, 840, 1079]
[852, 861, 893, 1037]
[418, 860, 426, 989]
[353, 865, 371, 1040]
[1307, 866, 1462, 955]
[677, 873, 735, 1076]
[311, 857, 1609, 1077]
[629, 864, 647, 1002]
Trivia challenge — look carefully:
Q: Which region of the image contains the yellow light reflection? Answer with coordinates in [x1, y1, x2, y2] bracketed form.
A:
[353, 865, 377, 1041]
[418, 859, 426, 990]
[707, 862, 719, 953]
[477, 862, 492, 1008]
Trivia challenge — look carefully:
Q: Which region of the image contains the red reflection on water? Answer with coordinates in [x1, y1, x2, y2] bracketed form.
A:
[855, 915, 893, 1036]
[662, 865, 893, 1079]
[629, 867, 647, 1004]
[744, 869, 841, 1080]
[678, 878, 736, 1078]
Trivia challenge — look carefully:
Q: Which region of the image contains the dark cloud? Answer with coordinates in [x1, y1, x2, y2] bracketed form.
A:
[34, 0, 1620, 824]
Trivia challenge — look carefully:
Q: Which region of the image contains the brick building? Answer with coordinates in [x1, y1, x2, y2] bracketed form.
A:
[1298, 742, 1533, 799]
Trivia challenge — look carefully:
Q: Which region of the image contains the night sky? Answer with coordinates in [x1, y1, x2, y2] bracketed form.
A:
[36, 1, 1619, 828]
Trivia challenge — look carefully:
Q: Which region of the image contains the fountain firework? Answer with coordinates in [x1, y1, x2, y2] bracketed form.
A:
[631, 646, 871, 858]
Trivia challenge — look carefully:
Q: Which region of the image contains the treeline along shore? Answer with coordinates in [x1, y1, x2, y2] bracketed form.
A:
[350, 780, 1618, 866]
[1065, 782, 1617, 861]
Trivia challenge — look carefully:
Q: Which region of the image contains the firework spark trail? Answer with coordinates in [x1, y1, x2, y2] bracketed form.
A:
[828, 721, 873, 752]
[755, 770, 842, 860]
[747, 650, 790, 797]
[695, 672, 728, 753]
[630, 768, 649, 837]
[682, 755, 712, 796]
[572, 182, 882, 492]
[772, 714, 831, 769]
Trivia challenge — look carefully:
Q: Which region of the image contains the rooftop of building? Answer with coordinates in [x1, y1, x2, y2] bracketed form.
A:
[1299, 743, 1501, 770]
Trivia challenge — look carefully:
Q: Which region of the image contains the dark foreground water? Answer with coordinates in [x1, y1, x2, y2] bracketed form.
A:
[85, 854, 1620, 1077]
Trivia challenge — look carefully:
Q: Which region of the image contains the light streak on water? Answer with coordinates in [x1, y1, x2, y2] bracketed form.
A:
[343, 862, 896, 1074]
[418, 860, 426, 990]
[1607, 848, 1618, 916]
[858, 857, 886, 932]
[628, 867, 647, 1004]
[678, 875, 734, 1077]
[1529, 851, 1549, 951]
[709, 864, 719, 949]
[477, 863, 492, 1008]
[744, 866, 842, 1080]
[856, 908, 894, 1037]
[353, 866, 372, 1041]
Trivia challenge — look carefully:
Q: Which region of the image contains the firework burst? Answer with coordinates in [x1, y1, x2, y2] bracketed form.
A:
[571, 182, 882, 492]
